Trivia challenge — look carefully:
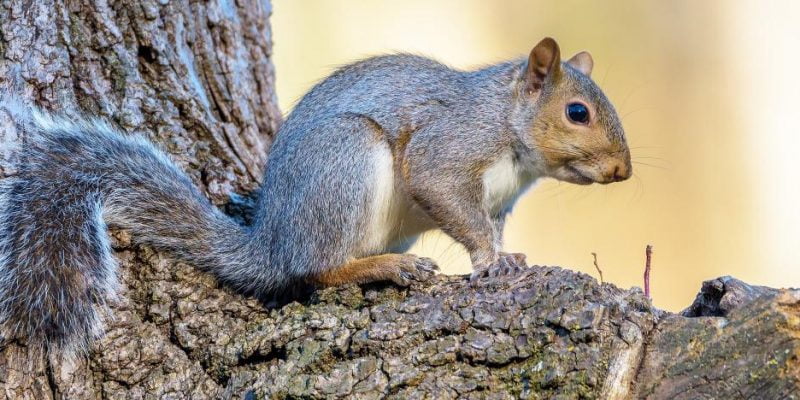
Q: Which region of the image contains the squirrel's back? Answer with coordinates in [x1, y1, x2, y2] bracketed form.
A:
[283, 54, 464, 132]
[280, 53, 522, 146]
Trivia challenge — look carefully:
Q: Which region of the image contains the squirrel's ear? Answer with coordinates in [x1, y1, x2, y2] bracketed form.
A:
[567, 51, 594, 77]
[526, 37, 561, 91]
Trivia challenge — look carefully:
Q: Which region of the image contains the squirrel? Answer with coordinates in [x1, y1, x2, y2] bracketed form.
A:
[0, 37, 630, 352]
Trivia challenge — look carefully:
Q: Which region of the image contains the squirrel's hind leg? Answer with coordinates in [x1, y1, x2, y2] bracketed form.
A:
[310, 254, 438, 288]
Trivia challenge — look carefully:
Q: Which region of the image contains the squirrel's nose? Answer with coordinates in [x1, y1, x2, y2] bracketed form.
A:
[604, 159, 631, 183]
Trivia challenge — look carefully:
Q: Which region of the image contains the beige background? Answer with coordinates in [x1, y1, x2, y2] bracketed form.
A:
[271, 1, 800, 311]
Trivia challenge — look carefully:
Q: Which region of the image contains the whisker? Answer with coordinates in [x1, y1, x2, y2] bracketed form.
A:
[619, 79, 652, 111]
[542, 181, 570, 199]
[627, 173, 645, 206]
[632, 157, 671, 166]
[628, 146, 664, 152]
[621, 106, 655, 121]
[570, 185, 597, 202]
[546, 137, 593, 158]
[632, 156, 669, 161]
[535, 144, 585, 157]
[600, 61, 614, 88]
[632, 161, 669, 170]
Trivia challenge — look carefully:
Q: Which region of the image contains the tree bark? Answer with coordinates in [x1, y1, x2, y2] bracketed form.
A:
[0, 0, 280, 397]
[1, 1, 799, 399]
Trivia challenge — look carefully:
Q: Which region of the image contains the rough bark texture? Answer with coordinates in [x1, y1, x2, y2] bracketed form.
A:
[1, 1, 799, 399]
[0, 0, 281, 197]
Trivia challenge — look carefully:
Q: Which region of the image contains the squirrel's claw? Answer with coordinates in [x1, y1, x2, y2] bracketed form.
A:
[470, 267, 489, 285]
[414, 257, 440, 274]
[393, 256, 439, 287]
[408, 256, 439, 281]
[470, 252, 529, 286]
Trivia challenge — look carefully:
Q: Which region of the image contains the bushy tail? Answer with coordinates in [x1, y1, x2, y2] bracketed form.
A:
[0, 99, 257, 352]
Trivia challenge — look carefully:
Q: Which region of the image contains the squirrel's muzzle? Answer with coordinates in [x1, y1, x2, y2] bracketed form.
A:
[596, 154, 632, 184]
[560, 152, 632, 185]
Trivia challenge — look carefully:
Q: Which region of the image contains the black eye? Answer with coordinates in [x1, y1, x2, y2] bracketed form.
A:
[566, 103, 590, 124]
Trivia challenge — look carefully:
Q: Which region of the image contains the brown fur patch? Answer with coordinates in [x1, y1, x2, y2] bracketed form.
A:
[394, 129, 414, 180]
[312, 254, 415, 287]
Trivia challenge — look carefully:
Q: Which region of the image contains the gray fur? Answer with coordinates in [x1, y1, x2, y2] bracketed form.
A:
[0, 49, 627, 352]
[0, 100, 256, 352]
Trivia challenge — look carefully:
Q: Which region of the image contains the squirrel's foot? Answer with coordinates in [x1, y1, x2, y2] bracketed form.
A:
[470, 252, 529, 285]
[392, 255, 440, 286]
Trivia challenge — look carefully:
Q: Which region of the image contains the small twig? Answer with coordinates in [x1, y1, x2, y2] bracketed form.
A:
[591, 252, 604, 284]
[644, 245, 653, 299]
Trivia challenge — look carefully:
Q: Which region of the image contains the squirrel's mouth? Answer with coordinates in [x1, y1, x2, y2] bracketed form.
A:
[560, 165, 595, 185]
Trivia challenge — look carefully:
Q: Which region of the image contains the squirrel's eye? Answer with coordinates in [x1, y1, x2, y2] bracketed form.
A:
[566, 103, 590, 124]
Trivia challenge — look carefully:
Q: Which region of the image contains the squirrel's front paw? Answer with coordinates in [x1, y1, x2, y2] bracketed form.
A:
[470, 252, 529, 285]
[393, 255, 440, 286]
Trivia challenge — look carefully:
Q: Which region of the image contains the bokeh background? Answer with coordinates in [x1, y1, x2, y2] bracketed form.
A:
[271, 1, 800, 311]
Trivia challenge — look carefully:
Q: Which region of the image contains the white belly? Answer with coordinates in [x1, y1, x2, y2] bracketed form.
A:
[358, 144, 435, 256]
[482, 152, 537, 216]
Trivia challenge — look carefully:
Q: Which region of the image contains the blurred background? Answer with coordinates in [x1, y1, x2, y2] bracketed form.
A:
[271, 1, 800, 311]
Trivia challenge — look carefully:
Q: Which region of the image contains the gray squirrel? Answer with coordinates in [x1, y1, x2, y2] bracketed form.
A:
[0, 37, 630, 353]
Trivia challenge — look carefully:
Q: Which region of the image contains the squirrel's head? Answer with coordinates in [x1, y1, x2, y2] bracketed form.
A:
[518, 37, 631, 185]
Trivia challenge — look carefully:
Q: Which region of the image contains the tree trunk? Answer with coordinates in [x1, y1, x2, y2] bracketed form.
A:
[1, 1, 799, 399]
[0, 0, 281, 397]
